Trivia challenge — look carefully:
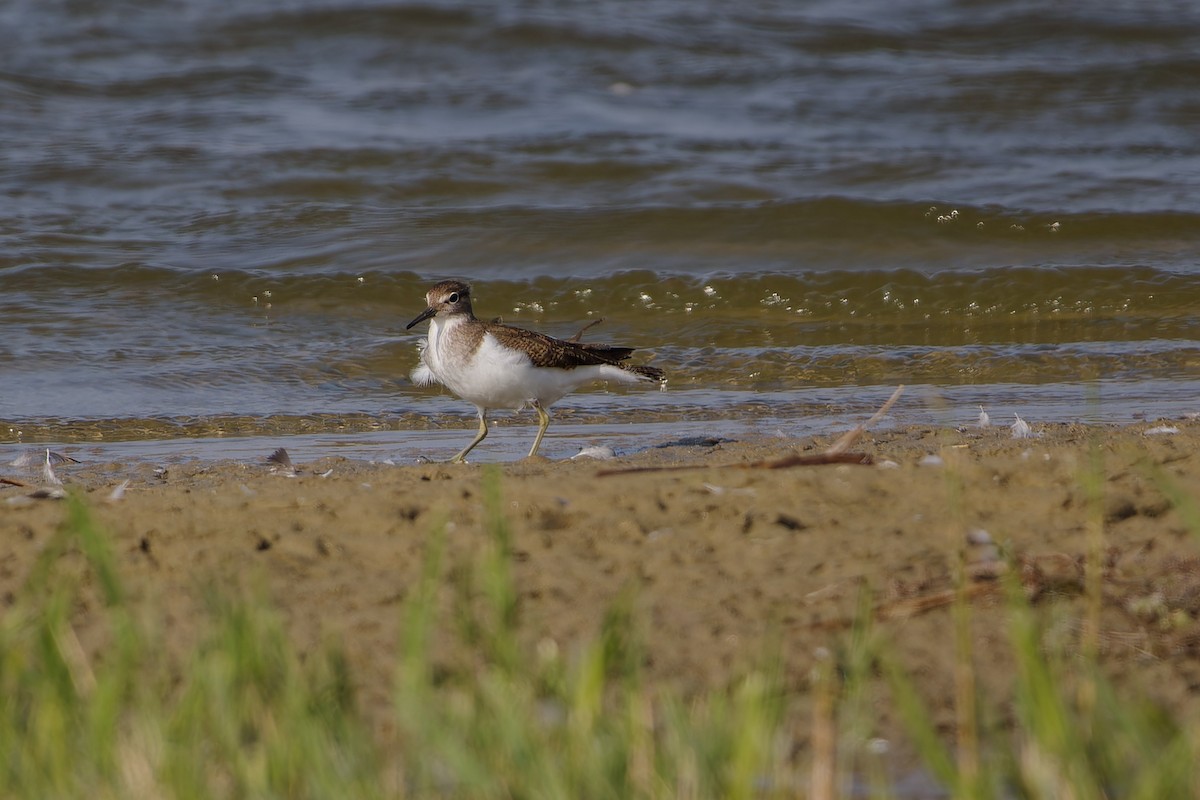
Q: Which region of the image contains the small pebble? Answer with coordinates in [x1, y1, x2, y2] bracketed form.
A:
[966, 528, 993, 545]
[571, 445, 616, 461]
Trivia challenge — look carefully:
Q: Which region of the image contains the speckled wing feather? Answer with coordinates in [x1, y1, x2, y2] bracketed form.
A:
[485, 322, 663, 380]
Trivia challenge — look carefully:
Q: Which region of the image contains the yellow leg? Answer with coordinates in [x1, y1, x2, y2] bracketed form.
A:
[527, 401, 551, 458]
[451, 410, 488, 463]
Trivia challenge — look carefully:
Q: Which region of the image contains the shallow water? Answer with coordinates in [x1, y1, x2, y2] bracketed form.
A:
[3, 0, 1199, 461]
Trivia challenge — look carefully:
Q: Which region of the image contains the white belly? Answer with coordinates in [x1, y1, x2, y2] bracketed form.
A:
[416, 320, 641, 411]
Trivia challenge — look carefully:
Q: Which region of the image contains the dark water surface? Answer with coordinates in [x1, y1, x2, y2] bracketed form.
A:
[3, 0, 1199, 461]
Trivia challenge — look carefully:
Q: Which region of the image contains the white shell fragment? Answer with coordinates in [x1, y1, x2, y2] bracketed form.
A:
[1144, 425, 1180, 436]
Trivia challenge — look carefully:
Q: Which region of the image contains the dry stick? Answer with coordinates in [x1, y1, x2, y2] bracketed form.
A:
[875, 581, 1001, 622]
[804, 579, 1003, 634]
[717, 384, 904, 469]
[596, 384, 904, 477]
[1, 476, 31, 487]
[823, 384, 904, 456]
[743, 451, 874, 469]
[594, 451, 875, 477]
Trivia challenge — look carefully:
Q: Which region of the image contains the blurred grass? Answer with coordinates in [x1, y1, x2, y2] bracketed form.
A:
[2, 464, 1199, 797]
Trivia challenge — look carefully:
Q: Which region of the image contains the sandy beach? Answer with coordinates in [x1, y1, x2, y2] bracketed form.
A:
[4, 420, 1199, 766]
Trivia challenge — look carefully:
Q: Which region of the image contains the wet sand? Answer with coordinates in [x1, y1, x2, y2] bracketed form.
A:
[3, 420, 1199, 761]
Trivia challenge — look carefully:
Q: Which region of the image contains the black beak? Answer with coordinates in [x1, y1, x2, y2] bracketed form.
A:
[406, 306, 436, 330]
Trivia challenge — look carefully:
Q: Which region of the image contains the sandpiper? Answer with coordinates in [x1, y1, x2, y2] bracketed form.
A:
[406, 280, 665, 462]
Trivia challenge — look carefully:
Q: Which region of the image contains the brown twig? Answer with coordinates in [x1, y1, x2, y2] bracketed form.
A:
[596, 450, 874, 478]
[742, 451, 873, 469]
[804, 576, 1003, 633]
[1, 476, 31, 487]
[874, 581, 1001, 621]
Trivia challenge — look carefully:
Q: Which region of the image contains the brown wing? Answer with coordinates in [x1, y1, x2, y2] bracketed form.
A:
[484, 322, 638, 369]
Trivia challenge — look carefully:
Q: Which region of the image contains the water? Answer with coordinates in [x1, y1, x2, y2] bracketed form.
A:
[3, 0, 1199, 462]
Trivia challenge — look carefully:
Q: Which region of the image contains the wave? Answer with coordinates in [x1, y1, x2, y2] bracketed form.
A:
[16, 197, 1196, 278]
[4, 257, 1198, 323]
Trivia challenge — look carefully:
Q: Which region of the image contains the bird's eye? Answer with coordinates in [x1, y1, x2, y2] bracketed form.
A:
[448, 292, 459, 303]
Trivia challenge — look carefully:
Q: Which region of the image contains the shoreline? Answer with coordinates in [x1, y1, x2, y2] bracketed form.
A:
[4, 421, 1200, 767]
[2, 402, 1196, 470]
